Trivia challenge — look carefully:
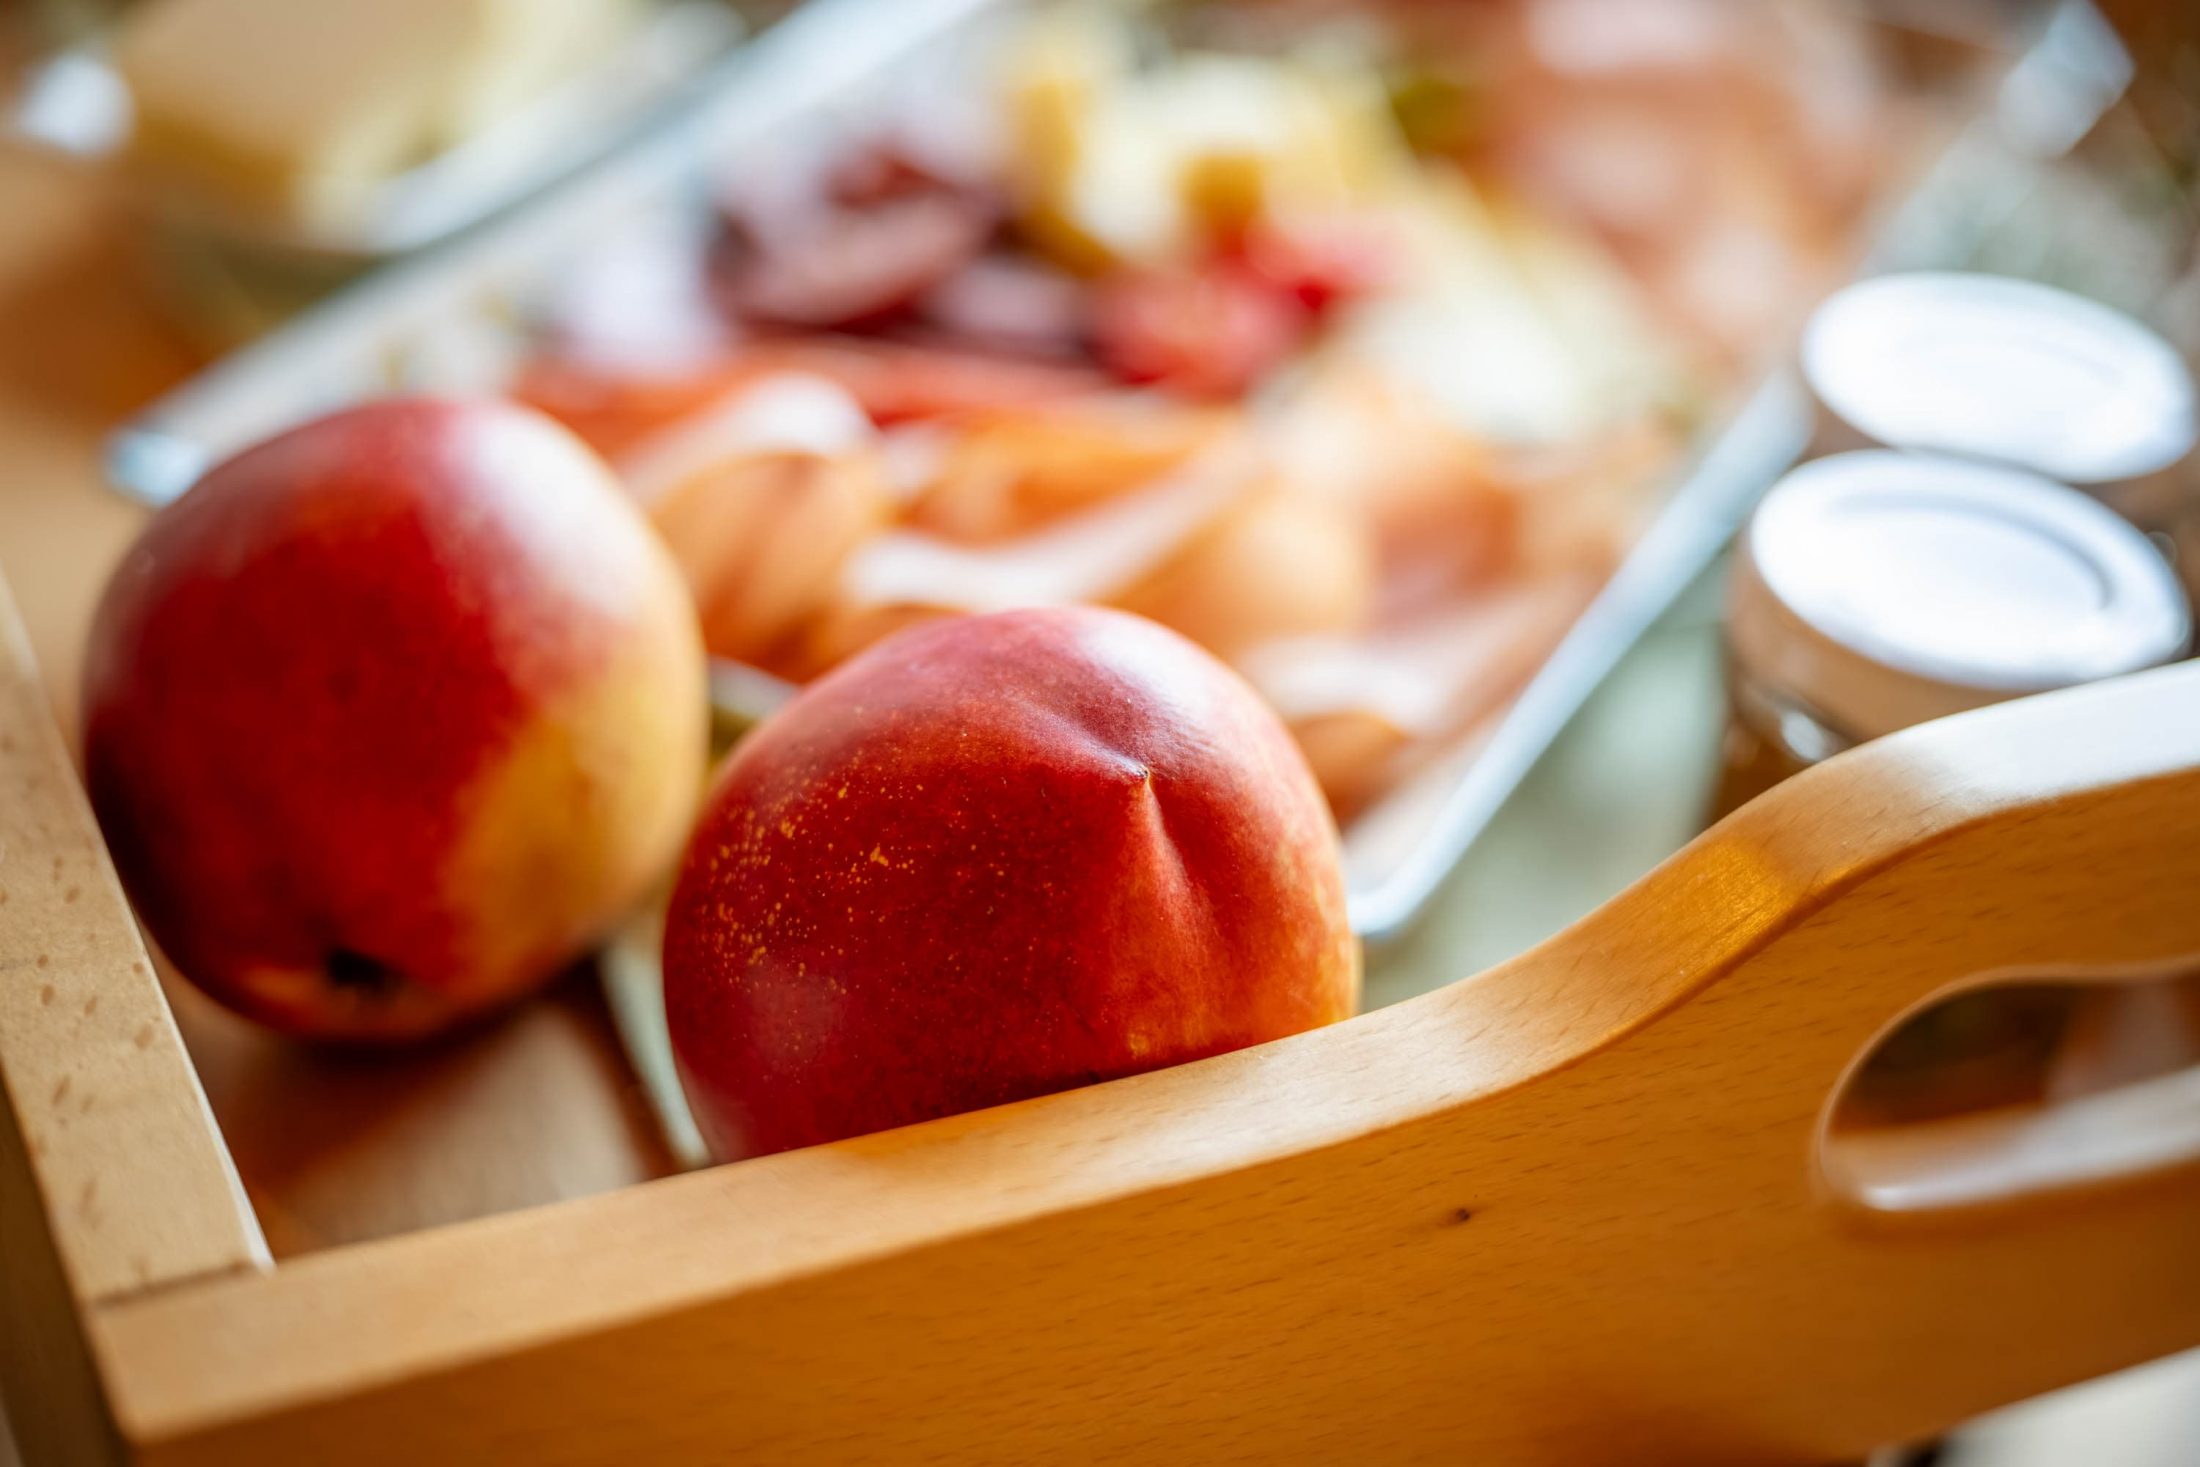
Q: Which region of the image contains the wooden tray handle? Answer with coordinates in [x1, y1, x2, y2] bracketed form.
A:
[1370, 655, 2200, 1458]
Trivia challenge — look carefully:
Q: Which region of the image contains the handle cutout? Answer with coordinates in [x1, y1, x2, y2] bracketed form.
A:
[1823, 959, 2200, 1213]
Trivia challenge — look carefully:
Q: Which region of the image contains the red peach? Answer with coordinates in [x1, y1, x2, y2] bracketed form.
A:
[83, 397, 708, 1040]
[664, 605, 1358, 1159]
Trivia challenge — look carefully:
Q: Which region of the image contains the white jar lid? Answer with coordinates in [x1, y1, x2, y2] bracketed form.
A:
[1802, 272, 2198, 485]
[1729, 451, 2191, 741]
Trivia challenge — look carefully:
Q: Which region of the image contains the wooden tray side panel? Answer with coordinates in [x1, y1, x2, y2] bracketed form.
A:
[0, 579, 267, 1460]
[84, 668, 2200, 1465]
[0, 1070, 124, 1467]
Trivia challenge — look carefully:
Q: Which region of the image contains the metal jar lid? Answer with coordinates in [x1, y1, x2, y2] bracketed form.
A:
[1801, 272, 2198, 487]
[1729, 451, 2191, 741]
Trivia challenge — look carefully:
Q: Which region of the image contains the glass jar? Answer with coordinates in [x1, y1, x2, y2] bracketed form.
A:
[1718, 450, 2191, 814]
[1802, 271, 2196, 488]
[1801, 270, 2200, 597]
[1719, 450, 2192, 1117]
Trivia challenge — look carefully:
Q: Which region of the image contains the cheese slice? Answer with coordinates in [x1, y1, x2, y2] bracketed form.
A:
[117, 0, 634, 231]
[441, 0, 640, 145]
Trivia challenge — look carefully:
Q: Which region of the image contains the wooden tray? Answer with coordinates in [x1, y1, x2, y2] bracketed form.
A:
[6, 546, 2200, 1463]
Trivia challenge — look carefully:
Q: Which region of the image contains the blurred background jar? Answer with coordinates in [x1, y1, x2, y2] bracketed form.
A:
[1802, 270, 2200, 595]
[1716, 449, 2191, 1121]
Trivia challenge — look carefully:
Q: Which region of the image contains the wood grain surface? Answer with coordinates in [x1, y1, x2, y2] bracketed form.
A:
[0, 569, 267, 1466]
